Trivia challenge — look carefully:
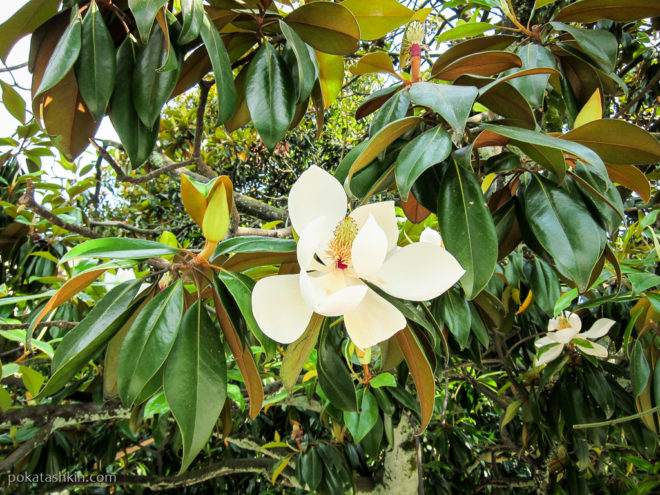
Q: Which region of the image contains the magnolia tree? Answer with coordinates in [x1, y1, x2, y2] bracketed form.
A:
[1, 0, 660, 493]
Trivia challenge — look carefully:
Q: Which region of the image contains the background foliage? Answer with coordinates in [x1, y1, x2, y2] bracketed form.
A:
[1, 0, 660, 493]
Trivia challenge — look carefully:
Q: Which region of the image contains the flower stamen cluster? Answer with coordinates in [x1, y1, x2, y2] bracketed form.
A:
[329, 217, 358, 269]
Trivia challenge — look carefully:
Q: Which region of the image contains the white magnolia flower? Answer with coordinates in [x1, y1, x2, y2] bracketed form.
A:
[534, 312, 615, 365]
[251, 166, 465, 349]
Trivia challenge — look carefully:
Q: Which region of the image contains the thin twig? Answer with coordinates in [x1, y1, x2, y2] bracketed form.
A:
[90, 221, 163, 236]
[616, 71, 660, 118]
[235, 226, 292, 238]
[0, 321, 77, 330]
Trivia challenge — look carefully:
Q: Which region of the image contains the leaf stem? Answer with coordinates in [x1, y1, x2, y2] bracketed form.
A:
[572, 405, 660, 430]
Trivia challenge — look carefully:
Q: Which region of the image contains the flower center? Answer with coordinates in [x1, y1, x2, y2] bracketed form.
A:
[557, 316, 571, 330]
[329, 217, 358, 270]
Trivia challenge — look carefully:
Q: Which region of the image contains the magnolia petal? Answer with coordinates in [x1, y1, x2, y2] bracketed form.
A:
[420, 227, 442, 246]
[576, 341, 608, 358]
[251, 274, 313, 344]
[580, 318, 615, 340]
[548, 327, 580, 344]
[567, 313, 582, 331]
[299, 270, 367, 317]
[534, 336, 555, 348]
[344, 288, 406, 349]
[350, 201, 398, 253]
[297, 216, 328, 271]
[289, 166, 347, 235]
[352, 214, 388, 278]
[535, 343, 564, 365]
[368, 242, 465, 301]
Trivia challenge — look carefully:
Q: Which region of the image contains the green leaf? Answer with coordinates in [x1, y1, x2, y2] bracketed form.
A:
[346, 116, 421, 189]
[480, 123, 605, 170]
[178, 0, 204, 45]
[520, 174, 606, 292]
[19, 366, 45, 396]
[200, 12, 237, 124]
[246, 42, 296, 151]
[133, 24, 181, 128]
[528, 257, 560, 317]
[217, 270, 276, 358]
[344, 390, 378, 442]
[550, 22, 617, 71]
[438, 155, 497, 299]
[317, 322, 357, 412]
[341, 0, 413, 40]
[628, 273, 660, 294]
[409, 82, 478, 133]
[0, 0, 61, 63]
[164, 301, 227, 473]
[281, 314, 323, 393]
[214, 235, 296, 256]
[369, 372, 397, 388]
[118, 282, 184, 406]
[631, 340, 651, 398]
[301, 448, 323, 491]
[561, 119, 660, 165]
[110, 38, 160, 168]
[280, 21, 318, 104]
[0, 329, 54, 357]
[285, 2, 359, 55]
[1, 81, 25, 123]
[60, 238, 180, 264]
[75, 0, 116, 121]
[582, 363, 614, 419]
[369, 89, 410, 137]
[515, 140, 566, 182]
[431, 35, 518, 76]
[502, 399, 523, 427]
[395, 126, 452, 201]
[34, 16, 82, 98]
[38, 280, 142, 397]
[508, 44, 555, 108]
[436, 22, 495, 42]
[129, 0, 167, 43]
[553, 0, 660, 23]
[438, 288, 471, 348]
[0, 387, 11, 412]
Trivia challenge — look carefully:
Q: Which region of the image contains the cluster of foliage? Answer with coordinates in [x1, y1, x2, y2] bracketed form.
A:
[1, 0, 660, 493]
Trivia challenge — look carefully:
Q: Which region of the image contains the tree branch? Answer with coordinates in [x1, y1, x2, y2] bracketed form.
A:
[0, 420, 54, 473]
[89, 221, 164, 236]
[236, 226, 292, 238]
[17, 180, 102, 239]
[0, 401, 129, 430]
[0, 321, 77, 330]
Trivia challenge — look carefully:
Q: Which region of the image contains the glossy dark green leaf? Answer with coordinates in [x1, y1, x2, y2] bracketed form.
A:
[200, 12, 237, 124]
[118, 281, 184, 406]
[0, 0, 60, 63]
[508, 44, 555, 108]
[465, 77, 536, 130]
[60, 237, 180, 264]
[369, 89, 410, 136]
[551, 22, 617, 71]
[133, 25, 181, 128]
[554, 0, 660, 24]
[438, 155, 497, 299]
[480, 123, 605, 170]
[438, 287, 471, 349]
[528, 257, 560, 317]
[582, 363, 615, 419]
[178, 0, 204, 45]
[631, 340, 650, 398]
[1, 80, 25, 123]
[571, 162, 623, 233]
[514, 141, 566, 182]
[520, 174, 606, 292]
[164, 301, 227, 473]
[361, 414, 384, 458]
[34, 16, 82, 98]
[214, 235, 296, 256]
[246, 42, 295, 150]
[74, 0, 115, 121]
[301, 447, 322, 491]
[38, 280, 142, 397]
[110, 38, 159, 168]
[395, 126, 452, 201]
[317, 323, 357, 411]
[217, 270, 276, 358]
[280, 21, 318, 104]
[344, 390, 378, 442]
[409, 82, 478, 133]
[129, 0, 166, 43]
